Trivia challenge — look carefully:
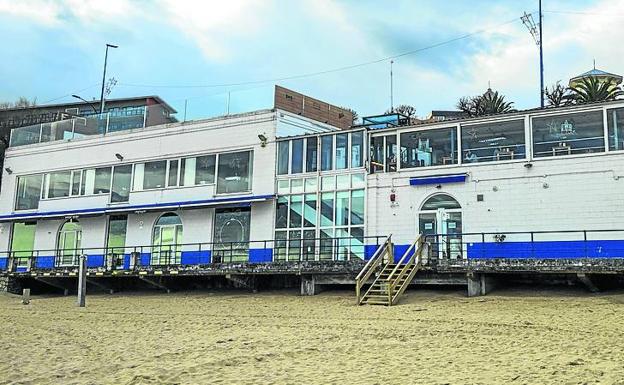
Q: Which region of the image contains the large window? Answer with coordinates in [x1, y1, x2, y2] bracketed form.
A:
[217, 151, 253, 193]
[400, 127, 458, 168]
[608, 108, 624, 151]
[47, 171, 71, 199]
[213, 207, 251, 262]
[143, 161, 166, 189]
[94, 167, 112, 194]
[194, 155, 216, 185]
[107, 215, 127, 268]
[15, 175, 43, 210]
[111, 165, 132, 203]
[274, 173, 365, 261]
[532, 111, 604, 157]
[10, 222, 36, 266]
[461, 120, 526, 163]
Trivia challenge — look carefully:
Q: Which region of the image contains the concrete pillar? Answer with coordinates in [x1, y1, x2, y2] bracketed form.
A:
[22, 288, 30, 305]
[300, 275, 322, 296]
[467, 273, 481, 297]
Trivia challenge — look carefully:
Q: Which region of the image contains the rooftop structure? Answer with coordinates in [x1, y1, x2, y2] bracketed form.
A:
[569, 66, 623, 88]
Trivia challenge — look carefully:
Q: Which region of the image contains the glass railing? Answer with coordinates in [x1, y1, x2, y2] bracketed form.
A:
[9, 106, 158, 147]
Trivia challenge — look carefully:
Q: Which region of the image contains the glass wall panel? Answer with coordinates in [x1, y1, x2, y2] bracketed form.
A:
[336, 175, 350, 190]
[143, 161, 166, 189]
[335, 133, 348, 169]
[385, 135, 397, 172]
[320, 192, 334, 227]
[195, 155, 216, 185]
[217, 151, 252, 193]
[291, 139, 304, 174]
[106, 215, 127, 267]
[321, 135, 333, 171]
[94, 167, 112, 194]
[16, 175, 42, 210]
[351, 173, 365, 188]
[277, 180, 289, 194]
[350, 131, 364, 168]
[351, 189, 365, 225]
[608, 108, 624, 151]
[290, 178, 303, 194]
[306, 137, 318, 172]
[275, 196, 288, 228]
[111, 165, 132, 203]
[304, 194, 317, 228]
[335, 191, 349, 226]
[400, 127, 458, 168]
[47, 171, 71, 198]
[289, 195, 303, 228]
[461, 120, 526, 163]
[277, 141, 289, 175]
[532, 111, 604, 157]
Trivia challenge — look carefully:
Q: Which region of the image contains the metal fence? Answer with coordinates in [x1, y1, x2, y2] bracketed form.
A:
[0, 236, 386, 273]
[423, 230, 624, 261]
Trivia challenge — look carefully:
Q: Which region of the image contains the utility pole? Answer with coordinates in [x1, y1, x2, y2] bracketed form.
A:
[100, 43, 118, 114]
[539, 0, 544, 108]
[390, 60, 394, 113]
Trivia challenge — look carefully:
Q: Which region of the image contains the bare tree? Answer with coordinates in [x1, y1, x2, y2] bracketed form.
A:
[386, 104, 417, 117]
[0, 96, 37, 110]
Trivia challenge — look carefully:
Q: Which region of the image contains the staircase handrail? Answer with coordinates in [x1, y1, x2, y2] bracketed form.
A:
[355, 235, 392, 305]
[388, 235, 424, 305]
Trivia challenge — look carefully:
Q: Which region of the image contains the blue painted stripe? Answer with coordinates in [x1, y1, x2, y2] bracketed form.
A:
[364, 244, 382, 260]
[0, 194, 275, 221]
[87, 254, 105, 268]
[181, 250, 212, 265]
[410, 174, 466, 186]
[35, 256, 55, 269]
[0, 257, 7, 270]
[468, 240, 624, 259]
[249, 248, 273, 263]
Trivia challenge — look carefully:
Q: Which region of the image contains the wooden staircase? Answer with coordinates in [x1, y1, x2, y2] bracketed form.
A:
[355, 235, 425, 306]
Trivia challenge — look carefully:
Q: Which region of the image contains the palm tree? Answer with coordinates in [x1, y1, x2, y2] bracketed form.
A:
[545, 81, 573, 107]
[568, 76, 623, 104]
[457, 88, 514, 117]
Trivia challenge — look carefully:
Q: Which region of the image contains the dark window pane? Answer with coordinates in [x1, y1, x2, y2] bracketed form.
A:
[350, 131, 364, 168]
[277, 141, 289, 175]
[195, 155, 215, 184]
[461, 120, 526, 163]
[304, 194, 317, 227]
[217, 151, 252, 193]
[47, 171, 71, 198]
[275, 196, 288, 229]
[306, 137, 318, 172]
[291, 139, 304, 174]
[400, 127, 458, 168]
[168, 159, 179, 187]
[143, 161, 166, 189]
[385, 135, 397, 172]
[289, 195, 303, 228]
[532, 111, 604, 157]
[94, 167, 112, 194]
[111, 165, 132, 203]
[321, 135, 333, 171]
[370, 136, 384, 173]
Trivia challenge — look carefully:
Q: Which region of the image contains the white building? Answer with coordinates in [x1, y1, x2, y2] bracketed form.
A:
[1, 98, 624, 273]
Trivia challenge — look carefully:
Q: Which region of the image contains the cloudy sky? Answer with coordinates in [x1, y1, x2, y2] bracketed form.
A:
[0, 0, 622, 120]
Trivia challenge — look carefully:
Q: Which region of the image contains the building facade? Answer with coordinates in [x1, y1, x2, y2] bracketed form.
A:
[1, 99, 624, 273]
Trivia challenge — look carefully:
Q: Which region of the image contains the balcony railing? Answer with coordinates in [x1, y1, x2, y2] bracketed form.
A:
[0, 236, 386, 273]
[8, 106, 155, 147]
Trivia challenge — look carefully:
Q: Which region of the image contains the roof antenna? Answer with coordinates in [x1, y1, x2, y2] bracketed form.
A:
[593, 58, 596, 70]
[390, 60, 394, 113]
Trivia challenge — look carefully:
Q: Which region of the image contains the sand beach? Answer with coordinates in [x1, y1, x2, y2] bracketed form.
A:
[1, 288, 624, 384]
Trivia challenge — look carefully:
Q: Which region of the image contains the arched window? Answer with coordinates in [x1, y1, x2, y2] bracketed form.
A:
[58, 220, 82, 266]
[421, 194, 461, 211]
[152, 213, 183, 265]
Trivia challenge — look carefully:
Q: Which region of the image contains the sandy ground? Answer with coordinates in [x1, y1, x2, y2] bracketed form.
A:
[1, 288, 624, 385]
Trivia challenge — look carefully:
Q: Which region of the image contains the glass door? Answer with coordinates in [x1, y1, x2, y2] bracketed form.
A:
[58, 221, 82, 266]
[439, 209, 463, 259]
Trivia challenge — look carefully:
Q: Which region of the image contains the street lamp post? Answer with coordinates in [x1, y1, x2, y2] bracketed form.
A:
[99, 43, 118, 114]
[71, 94, 99, 115]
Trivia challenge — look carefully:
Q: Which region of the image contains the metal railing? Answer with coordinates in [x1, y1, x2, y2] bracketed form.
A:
[423, 229, 624, 261]
[1, 236, 386, 273]
[355, 235, 392, 305]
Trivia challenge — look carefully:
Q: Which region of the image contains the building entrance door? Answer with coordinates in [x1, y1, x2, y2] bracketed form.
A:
[418, 194, 463, 260]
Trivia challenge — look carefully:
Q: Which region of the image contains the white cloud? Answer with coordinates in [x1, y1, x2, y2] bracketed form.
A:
[0, 0, 62, 26]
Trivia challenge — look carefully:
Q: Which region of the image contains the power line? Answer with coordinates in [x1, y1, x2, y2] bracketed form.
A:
[544, 9, 624, 17]
[118, 13, 532, 90]
[41, 83, 101, 104]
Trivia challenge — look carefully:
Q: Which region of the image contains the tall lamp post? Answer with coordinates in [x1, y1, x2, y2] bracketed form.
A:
[99, 43, 118, 114]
